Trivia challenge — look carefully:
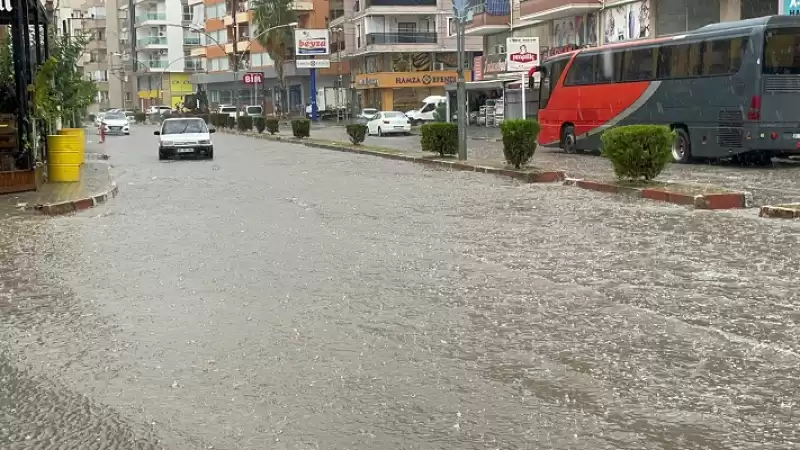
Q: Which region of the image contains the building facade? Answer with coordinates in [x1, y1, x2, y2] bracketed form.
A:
[329, 0, 482, 111]
[468, 0, 780, 82]
[54, 0, 131, 111]
[117, 0, 206, 110]
[188, 0, 349, 115]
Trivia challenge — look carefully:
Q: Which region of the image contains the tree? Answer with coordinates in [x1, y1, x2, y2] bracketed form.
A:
[50, 34, 97, 127]
[251, 0, 297, 117]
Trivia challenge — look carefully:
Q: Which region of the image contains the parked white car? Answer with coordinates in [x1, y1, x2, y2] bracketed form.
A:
[155, 117, 215, 160]
[366, 111, 411, 136]
[100, 111, 130, 135]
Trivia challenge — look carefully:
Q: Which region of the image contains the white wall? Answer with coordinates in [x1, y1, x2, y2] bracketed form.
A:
[165, 0, 185, 70]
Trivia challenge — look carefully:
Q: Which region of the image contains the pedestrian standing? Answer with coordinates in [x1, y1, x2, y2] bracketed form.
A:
[99, 120, 106, 144]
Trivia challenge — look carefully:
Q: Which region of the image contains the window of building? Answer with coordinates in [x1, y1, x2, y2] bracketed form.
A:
[183, 4, 192, 21]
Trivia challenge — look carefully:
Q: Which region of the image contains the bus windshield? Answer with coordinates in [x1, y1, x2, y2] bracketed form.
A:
[763, 28, 800, 74]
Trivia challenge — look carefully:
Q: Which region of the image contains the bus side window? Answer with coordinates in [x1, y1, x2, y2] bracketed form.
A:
[565, 55, 594, 85]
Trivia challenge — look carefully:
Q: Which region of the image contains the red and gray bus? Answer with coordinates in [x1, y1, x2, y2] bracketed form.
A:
[530, 15, 800, 164]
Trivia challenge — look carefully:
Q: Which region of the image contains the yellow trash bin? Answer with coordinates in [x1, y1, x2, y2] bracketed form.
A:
[47, 134, 81, 182]
[57, 128, 85, 163]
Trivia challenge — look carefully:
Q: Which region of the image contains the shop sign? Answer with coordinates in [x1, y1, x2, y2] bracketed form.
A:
[354, 71, 471, 88]
[484, 54, 506, 73]
[473, 56, 484, 81]
[783, 0, 800, 15]
[505, 37, 540, 72]
[294, 29, 330, 56]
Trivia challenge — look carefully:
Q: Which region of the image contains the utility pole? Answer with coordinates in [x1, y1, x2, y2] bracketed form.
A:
[232, 1, 239, 117]
[455, 3, 468, 161]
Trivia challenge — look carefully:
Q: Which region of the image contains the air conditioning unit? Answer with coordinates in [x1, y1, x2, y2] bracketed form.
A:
[158, 49, 167, 55]
[434, 62, 444, 70]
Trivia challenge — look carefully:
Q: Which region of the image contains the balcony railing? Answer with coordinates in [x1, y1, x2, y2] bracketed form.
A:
[142, 60, 169, 69]
[183, 36, 202, 45]
[138, 36, 168, 46]
[365, 32, 437, 45]
[365, 0, 436, 6]
[185, 61, 204, 71]
[137, 12, 166, 22]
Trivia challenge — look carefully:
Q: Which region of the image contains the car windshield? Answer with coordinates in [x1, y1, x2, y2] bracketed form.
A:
[362, 109, 377, 115]
[105, 113, 125, 120]
[220, 107, 236, 112]
[246, 107, 262, 114]
[162, 119, 207, 134]
[383, 112, 404, 118]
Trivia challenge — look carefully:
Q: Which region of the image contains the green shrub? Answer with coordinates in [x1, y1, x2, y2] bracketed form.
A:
[237, 115, 253, 132]
[419, 123, 457, 156]
[346, 124, 368, 145]
[291, 119, 310, 139]
[500, 119, 541, 169]
[265, 118, 279, 135]
[601, 125, 674, 181]
[133, 112, 146, 123]
[254, 116, 266, 133]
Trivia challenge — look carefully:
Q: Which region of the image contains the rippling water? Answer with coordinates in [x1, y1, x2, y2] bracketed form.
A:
[1, 129, 799, 449]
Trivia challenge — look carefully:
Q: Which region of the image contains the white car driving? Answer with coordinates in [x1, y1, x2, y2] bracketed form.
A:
[366, 111, 411, 136]
[100, 111, 130, 135]
[155, 117, 215, 160]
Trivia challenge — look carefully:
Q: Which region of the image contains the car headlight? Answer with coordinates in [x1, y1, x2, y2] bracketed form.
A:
[160, 141, 173, 147]
[198, 140, 211, 145]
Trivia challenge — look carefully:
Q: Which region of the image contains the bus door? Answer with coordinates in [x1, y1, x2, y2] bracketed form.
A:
[760, 27, 800, 130]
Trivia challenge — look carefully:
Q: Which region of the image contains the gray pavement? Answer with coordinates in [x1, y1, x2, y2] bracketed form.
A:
[0, 126, 799, 449]
[297, 125, 800, 206]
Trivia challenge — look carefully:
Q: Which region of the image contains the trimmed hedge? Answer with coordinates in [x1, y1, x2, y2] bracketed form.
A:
[420, 123, 457, 157]
[265, 118, 279, 135]
[237, 115, 253, 132]
[500, 119, 541, 169]
[291, 119, 310, 138]
[133, 112, 146, 123]
[226, 115, 236, 129]
[254, 116, 266, 133]
[346, 124, 368, 145]
[601, 125, 674, 181]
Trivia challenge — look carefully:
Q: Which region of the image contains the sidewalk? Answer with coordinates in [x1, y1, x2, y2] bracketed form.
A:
[0, 138, 116, 216]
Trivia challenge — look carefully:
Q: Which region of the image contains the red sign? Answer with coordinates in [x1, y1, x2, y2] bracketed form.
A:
[242, 72, 264, 84]
[510, 52, 538, 63]
[473, 56, 483, 81]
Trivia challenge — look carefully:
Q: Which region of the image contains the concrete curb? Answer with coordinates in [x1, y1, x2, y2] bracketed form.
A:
[223, 129, 566, 184]
[759, 204, 800, 218]
[31, 158, 119, 215]
[564, 178, 750, 210]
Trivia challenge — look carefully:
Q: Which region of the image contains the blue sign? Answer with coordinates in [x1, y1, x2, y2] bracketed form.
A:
[784, 0, 800, 15]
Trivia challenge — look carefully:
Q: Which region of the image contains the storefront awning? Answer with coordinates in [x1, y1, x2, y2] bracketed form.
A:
[444, 80, 506, 92]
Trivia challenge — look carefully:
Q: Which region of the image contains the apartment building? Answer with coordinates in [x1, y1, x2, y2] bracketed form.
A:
[117, 0, 206, 109]
[468, 0, 779, 82]
[54, 0, 130, 112]
[328, 0, 482, 112]
[189, 0, 348, 114]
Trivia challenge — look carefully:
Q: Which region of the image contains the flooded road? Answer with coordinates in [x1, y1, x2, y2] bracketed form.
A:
[1, 126, 799, 449]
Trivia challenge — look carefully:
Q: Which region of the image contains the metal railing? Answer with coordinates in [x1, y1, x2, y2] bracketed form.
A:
[137, 36, 168, 46]
[136, 12, 167, 22]
[365, 32, 437, 45]
[142, 60, 169, 69]
[183, 36, 202, 45]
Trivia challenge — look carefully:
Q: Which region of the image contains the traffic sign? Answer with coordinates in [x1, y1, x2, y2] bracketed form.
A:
[296, 59, 331, 69]
[242, 72, 264, 84]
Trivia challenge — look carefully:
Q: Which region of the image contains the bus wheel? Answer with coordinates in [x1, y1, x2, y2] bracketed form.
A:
[561, 125, 577, 154]
[671, 128, 692, 163]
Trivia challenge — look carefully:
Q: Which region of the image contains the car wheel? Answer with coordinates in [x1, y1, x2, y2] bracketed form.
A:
[207, 149, 214, 160]
[158, 151, 167, 161]
[377, 127, 383, 137]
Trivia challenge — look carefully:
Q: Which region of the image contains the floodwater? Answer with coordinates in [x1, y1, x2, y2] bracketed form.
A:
[1, 127, 798, 449]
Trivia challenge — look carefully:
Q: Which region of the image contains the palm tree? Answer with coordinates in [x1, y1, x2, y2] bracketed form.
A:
[251, 0, 297, 116]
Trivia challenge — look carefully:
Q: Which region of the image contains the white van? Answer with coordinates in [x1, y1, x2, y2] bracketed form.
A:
[405, 95, 447, 125]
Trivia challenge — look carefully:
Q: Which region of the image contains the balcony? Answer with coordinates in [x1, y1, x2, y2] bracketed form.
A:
[224, 39, 252, 53]
[291, 0, 313, 10]
[366, 32, 436, 45]
[137, 36, 168, 48]
[185, 59, 205, 72]
[141, 60, 169, 71]
[136, 12, 167, 24]
[363, 0, 436, 7]
[191, 46, 207, 56]
[519, 0, 600, 22]
[184, 36, 202, 46]
[465, 1, 510, 35]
